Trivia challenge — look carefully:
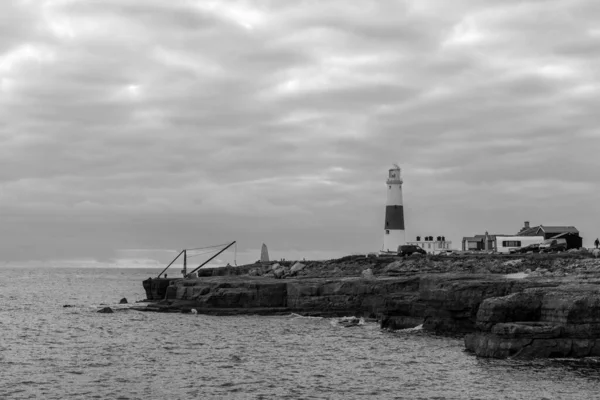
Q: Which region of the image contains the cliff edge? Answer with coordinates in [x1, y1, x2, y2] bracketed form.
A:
[139, 252, 600, 358]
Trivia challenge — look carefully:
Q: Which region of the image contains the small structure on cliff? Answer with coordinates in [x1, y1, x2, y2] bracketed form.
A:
[143, 241, 237, 300]
[406, 235, 452, 254]
[462, 232, 509, 252]
[260, 243, 269, 263]
[382, 164, 406, 253]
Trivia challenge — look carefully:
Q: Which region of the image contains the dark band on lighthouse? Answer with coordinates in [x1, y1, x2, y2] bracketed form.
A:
[384, 206, 405, 230]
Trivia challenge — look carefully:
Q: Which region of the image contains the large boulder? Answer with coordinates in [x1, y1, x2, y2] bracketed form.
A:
[502, 259, 522, 268]
[273, 266, 286, 279]
[382, 261, 405, 276]
[269, 263, 281, 272]
[475, 290, 544, 331]
[361, 268, 375, 280]
[290, 262, 306, 274]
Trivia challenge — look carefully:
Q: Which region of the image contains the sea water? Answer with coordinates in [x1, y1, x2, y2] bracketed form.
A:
[1, 267, 600, 399]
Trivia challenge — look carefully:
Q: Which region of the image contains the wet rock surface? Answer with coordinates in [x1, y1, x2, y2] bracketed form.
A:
[465, 285, 600, 358]
[140, 252, 600, 358]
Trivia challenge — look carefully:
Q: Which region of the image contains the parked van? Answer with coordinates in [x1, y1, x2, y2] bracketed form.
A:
[539, 238, 567, 253]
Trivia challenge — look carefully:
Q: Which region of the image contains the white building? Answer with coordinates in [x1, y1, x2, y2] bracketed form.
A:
[494, 236, 544, 253]
[406, 236, 453, 254]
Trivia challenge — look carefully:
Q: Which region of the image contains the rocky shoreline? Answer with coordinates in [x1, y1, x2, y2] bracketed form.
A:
[138, 252, 600, 359]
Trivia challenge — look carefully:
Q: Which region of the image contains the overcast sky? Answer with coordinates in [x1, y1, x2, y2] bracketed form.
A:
[1, 0, 599, 267]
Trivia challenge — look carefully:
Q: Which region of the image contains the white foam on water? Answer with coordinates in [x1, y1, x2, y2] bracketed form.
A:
[505, 272, 529, 279]
[290, 313, 323, 320]
[396, 324, 423, 332]
[331, 316, 365, 327]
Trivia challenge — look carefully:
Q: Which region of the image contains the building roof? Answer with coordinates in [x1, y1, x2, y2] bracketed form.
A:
[473, 234, 509, 239]
[518, 227, 539, 236]
[463, 233, 509, 242]
[540, 226, 579, 234]
[517, 225, 579, 236]
[549, 232, 579, 239]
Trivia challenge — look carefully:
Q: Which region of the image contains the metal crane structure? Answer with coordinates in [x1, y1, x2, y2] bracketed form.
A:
[156, 241, 237, 279]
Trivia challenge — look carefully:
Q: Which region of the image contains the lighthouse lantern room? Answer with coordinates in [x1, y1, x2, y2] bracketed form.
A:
[383, 164, 406, 253]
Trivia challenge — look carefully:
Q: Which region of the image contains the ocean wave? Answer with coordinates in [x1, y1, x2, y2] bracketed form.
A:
[289, 313, 323, 319]
[395, 324, 423, 332]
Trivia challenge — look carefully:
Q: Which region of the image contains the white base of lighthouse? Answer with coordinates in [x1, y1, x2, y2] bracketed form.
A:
[383, 230, 406, 253]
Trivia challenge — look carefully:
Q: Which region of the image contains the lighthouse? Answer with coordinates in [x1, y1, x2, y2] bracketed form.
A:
[383, 164, 406, 253]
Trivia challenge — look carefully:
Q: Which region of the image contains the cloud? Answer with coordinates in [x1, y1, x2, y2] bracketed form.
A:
[1, 0, 600, 265]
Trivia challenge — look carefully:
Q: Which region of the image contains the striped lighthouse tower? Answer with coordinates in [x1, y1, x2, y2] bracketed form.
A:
[383, 164, 406, 253]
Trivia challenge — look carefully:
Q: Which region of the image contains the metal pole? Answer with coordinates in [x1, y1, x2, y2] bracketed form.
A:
[183, 249, 187, 276]
[156, 250, 185, 278]
[186, 241, 236, 277]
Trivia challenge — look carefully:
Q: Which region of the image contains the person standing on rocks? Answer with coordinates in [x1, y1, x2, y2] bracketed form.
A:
[595, 238, 599, 249]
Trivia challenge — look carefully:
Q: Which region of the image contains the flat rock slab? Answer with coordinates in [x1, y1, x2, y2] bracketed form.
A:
[491, 322, 563, 339]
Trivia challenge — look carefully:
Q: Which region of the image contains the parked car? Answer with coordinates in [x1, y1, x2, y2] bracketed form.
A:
[539, 238, 567, 253]
[398, 245, 427, 257]
[512, 243, 542, 254]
